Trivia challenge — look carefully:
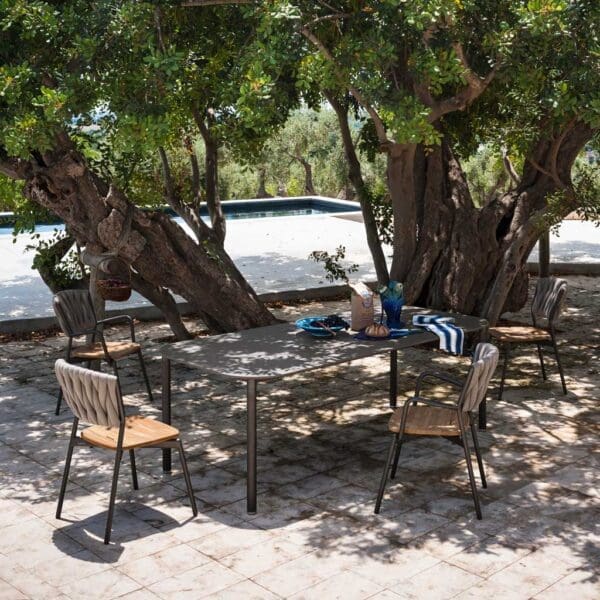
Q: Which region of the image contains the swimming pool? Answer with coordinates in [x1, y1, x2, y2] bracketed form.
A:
[0, 197, 360, 233]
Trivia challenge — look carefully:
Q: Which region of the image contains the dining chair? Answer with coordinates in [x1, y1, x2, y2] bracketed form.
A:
[375, 343, 499, 520]
[53, 289, 153, 415]
[54, 359, 197, 544]
[488, 277, 567, 401]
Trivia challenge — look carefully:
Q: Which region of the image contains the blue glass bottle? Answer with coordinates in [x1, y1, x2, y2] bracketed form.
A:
[378, 281, 405, 329]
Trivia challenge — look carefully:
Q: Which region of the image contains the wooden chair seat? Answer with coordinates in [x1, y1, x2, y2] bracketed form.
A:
[389, 403, 469, 436]
[489, 324, 551, 343]
[81, 415, 179, 450]
[71, 341, 141, 360]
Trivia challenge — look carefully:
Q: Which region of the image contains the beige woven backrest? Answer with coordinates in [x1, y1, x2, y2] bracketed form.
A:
[531, 277, 567, 326]
[460, 343, 499, 413]
[53, 290, 97, 337]
[55, 359, 122, 427]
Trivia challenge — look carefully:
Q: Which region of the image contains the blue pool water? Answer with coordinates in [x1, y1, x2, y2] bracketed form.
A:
[0, 197, 358, 234]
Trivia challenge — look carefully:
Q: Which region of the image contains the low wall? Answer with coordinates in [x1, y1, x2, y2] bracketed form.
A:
[0, 284, 353, 335]
[525, 262, 600, 276]
[2, 264, 598, 335]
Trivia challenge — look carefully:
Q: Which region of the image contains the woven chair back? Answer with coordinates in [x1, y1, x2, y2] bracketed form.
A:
[531, 277, 567, 327]
[55, 359, 122, 427]
[460, 343, 499, 413]
[53, 290, 97, 337]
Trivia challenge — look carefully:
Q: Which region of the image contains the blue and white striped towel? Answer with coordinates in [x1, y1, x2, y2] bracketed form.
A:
[412, 315, 464, 355]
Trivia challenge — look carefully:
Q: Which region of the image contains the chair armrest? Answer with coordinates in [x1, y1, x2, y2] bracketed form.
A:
[410, 396, 458, 410]
[415, 371, 463, 396]
[94, 329, 112, 360]
[97, 315, 135, 341]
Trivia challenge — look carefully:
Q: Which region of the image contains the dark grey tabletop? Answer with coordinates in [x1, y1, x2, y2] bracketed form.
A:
[162, 308, 487, 381]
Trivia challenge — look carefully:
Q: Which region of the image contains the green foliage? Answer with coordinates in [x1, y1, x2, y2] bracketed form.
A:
[1, 0, 598, 254]
[0, 1, 303, 204]
[450, 0, 600, 159]
[369, 180, 394, 246]
[0, 176, 24, 213]
[462, 144, 509, 207]
[286, 176, 303, 197]
[308, 246, 359, 283]
[539, 154, 600, 233]
[26, 230, 87, 289]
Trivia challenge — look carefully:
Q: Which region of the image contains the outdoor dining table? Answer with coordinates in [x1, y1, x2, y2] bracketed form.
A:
[161, 308, 487, 513]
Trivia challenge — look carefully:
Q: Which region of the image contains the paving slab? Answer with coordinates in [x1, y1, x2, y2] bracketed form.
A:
[0, 275, 598, 598]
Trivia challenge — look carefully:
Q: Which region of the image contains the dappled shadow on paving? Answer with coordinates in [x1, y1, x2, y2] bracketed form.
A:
[0, 276, 598, 597]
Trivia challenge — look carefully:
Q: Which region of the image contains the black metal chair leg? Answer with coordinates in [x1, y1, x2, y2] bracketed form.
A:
[104, 450, 123, 544]
[56, 419, 78, 518]
[498, 346, 510, 401]
[461, 430, 482, 520]
[137, 350, 154, 403]
[375, 435, 398, 514]
[55, 388, 63, 416]
[129, 450, 139, 490]
[390, 434, 404, 479]
[536, 343, 547, 380]
[551, 336, 567, 395]
[470, 421, 487, 488]
[177, 440, 198, 516]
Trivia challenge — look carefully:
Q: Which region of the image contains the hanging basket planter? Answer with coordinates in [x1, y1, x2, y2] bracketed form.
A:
[95, 255, 132, 302]
[96, 278, 132, 301]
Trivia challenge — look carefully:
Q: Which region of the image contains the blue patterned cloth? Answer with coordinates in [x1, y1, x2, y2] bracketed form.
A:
[412, 315, 464, 355]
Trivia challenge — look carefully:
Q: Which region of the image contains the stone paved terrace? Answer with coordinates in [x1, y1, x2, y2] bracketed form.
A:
[0, 275, 598, 599]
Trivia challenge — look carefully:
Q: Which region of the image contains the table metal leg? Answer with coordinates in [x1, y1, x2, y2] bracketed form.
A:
[247, 379, 257, 514]
[162, 357, 172, 472]
[389, 350, 398, 408]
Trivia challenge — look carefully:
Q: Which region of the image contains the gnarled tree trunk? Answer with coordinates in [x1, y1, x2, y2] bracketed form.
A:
[4, 141, 277, 333]
[391, 122, 592, 325]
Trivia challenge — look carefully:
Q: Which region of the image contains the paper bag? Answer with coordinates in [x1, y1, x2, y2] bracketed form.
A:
[350, 282, 374, 330]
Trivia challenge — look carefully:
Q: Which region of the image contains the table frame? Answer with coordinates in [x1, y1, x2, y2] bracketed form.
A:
[161, 314, 487, 514]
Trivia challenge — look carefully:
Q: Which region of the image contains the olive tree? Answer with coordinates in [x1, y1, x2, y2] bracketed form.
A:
[214, 0, 599, 323]
[0, 1, 300, 334]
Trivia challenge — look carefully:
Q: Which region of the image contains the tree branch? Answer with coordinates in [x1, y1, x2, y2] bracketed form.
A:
[158, 146, 177, 203]
[484, 170, 508, 204]
[183, 136, 202, 206]
[548, 117, 577, 189]
[192, 107, 226, 244]
[154, 6, 167, 53]
[502, 147, 521, 186]
[300, 26, 389, 145]
[306, 13, 352, 28]
[527, 157, 560, 183]
[0, 151, 29, 180]
[158, 146, 208, 241]
[182, 0, 254, 5]
[424, 41, 500, 122]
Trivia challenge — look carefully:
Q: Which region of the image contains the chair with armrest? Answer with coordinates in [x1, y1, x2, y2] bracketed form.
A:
[54, 359, 197, 544]
[489, 277, 567, 401]
[375, 343, 499, 520]
[53, 289, 153, 415]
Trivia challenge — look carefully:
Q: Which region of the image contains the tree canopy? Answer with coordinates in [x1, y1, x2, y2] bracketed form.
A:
[0, 0, 598, 332]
